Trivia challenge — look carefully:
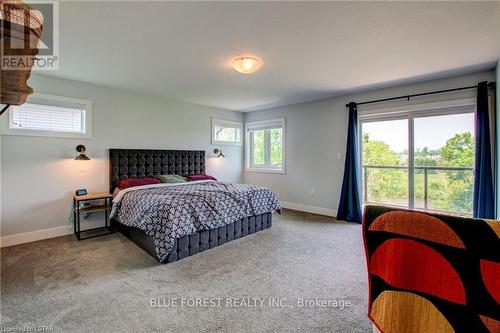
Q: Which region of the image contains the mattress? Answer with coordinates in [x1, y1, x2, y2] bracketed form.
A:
[112, 212, 273, 263]
[110, 180, 281, 261]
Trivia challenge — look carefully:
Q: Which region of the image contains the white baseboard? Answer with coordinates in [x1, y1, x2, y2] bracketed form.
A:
[0, 225, 72, 248]
[1, 202, 336, 247]
[281, 201, 337, 217]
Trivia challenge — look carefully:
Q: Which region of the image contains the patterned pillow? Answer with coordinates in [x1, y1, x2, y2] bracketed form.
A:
[186, 174, 217, 181]
[117, 177, 160, 189]
[156, 174, 187, 183]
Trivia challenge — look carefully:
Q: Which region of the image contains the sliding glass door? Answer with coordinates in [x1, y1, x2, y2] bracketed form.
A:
[361, 119, 409, 207]
[360, 109, 475, 216]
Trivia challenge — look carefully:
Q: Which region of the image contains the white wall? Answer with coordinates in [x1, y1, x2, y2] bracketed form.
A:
[1, 74, 244, 245]
[244, 71, 495, 216]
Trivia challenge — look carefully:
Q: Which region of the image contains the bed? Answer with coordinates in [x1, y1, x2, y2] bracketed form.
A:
[109, 149, 281, 263]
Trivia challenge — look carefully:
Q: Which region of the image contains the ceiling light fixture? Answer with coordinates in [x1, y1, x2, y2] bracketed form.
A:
[231, 56, 263, 74]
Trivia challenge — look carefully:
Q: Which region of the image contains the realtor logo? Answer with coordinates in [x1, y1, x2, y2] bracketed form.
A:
[0, 0, 59, 70]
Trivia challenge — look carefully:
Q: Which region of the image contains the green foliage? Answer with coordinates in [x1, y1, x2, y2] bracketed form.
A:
[362, 134, 407, 203]
[362, 134, 401, 166]
[270, 128, 283, 166]
[252, 130, 265, 165]
[439, 132, 474, 167]
[433, 132, 474, 212]
[363, 132, 474, 215]
[252, 128, 283, 167]
[415, 147, 438, 166]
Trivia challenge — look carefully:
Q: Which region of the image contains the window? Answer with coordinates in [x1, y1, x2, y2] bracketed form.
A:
[211, 118, 242, 145]
[1, 93, 92, 138]
[246, 118, 285, 173]
[359, 100, 475, 216]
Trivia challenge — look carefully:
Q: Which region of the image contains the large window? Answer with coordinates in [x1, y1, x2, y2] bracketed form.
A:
[211, 118, 242, 145]
[1, 94, 92, 138]
[246, 118, 285, 173]
[413, 113, 474, 215]
[360, 102, 475, 216]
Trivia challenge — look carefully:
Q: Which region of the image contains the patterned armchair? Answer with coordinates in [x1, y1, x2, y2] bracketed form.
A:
[363, 205, 499, 333]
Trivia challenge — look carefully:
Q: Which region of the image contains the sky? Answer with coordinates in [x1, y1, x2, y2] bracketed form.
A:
[362, 113, 474, 153]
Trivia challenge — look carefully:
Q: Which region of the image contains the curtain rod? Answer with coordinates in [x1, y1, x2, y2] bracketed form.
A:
[345, 81, 496, 108]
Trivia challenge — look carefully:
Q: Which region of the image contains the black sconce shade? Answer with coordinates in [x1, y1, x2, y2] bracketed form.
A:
[75, 145, 91, 160]
[213, 148, 225, 158]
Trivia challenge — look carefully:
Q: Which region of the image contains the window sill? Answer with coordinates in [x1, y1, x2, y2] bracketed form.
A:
[1, 129, 92, 139]
[211, 141, 242, 146]
[246, 168, 286, 174]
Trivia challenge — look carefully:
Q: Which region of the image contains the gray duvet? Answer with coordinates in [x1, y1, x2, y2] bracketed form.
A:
[110, 181, 281, 261]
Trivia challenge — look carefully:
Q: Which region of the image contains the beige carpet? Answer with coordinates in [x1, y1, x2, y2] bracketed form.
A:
[0, 209, 371, 332]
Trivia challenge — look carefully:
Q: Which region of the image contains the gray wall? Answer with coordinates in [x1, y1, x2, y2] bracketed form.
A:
[1, 74, 244, 238]
[1, 69, 497, 241]
[244, 71, 495, 215]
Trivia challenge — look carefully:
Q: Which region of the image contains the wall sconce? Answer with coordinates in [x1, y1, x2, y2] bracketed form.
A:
[74, 145, 91, 160]
[213, 148, 225, 158]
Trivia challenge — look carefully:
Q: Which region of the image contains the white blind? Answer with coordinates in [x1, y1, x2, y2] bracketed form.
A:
[358, 98, 476, 119]
[246, 118, 285, 131]
[9, 103, 86, 133]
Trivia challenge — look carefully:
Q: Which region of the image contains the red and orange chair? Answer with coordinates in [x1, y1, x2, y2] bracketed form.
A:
[363, 205, 499, 333]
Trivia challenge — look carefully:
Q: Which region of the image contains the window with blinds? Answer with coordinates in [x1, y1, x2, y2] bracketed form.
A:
[1, 94, 92, 138]
[10, 103, 86, 133]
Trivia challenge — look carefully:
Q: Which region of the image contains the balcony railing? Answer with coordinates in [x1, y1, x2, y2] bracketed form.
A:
[362, 165, 474, 215]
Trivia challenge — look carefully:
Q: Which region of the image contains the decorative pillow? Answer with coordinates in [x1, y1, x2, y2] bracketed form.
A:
[117, 177, 160, 189]
[112, 187, 121, 198]
[156, 174, 187, 183]
[186, 174, 217, 181]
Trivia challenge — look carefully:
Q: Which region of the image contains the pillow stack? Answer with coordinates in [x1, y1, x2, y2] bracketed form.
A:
[186, 174, 217, 181]
[155, 174, 187, 183]
[117, 177, 160, 189]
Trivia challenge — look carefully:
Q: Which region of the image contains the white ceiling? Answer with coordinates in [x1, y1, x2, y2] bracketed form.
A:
[43, 1, 500, 111]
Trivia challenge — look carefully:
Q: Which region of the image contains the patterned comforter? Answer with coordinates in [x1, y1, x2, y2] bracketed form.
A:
[110, 181, 281, 261]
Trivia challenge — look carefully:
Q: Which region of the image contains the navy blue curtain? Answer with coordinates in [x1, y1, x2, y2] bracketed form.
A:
[473, 81, 495, 219]
[337, 102, 362, 223]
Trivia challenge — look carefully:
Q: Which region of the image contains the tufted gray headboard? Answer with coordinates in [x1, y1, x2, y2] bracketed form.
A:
[109, 149, 205, 192]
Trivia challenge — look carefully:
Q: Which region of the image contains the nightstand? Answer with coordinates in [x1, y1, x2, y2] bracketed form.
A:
[73, 192, 113, 240]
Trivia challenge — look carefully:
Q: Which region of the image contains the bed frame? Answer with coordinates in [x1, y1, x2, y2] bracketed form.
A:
[109, 149, 273, 263]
